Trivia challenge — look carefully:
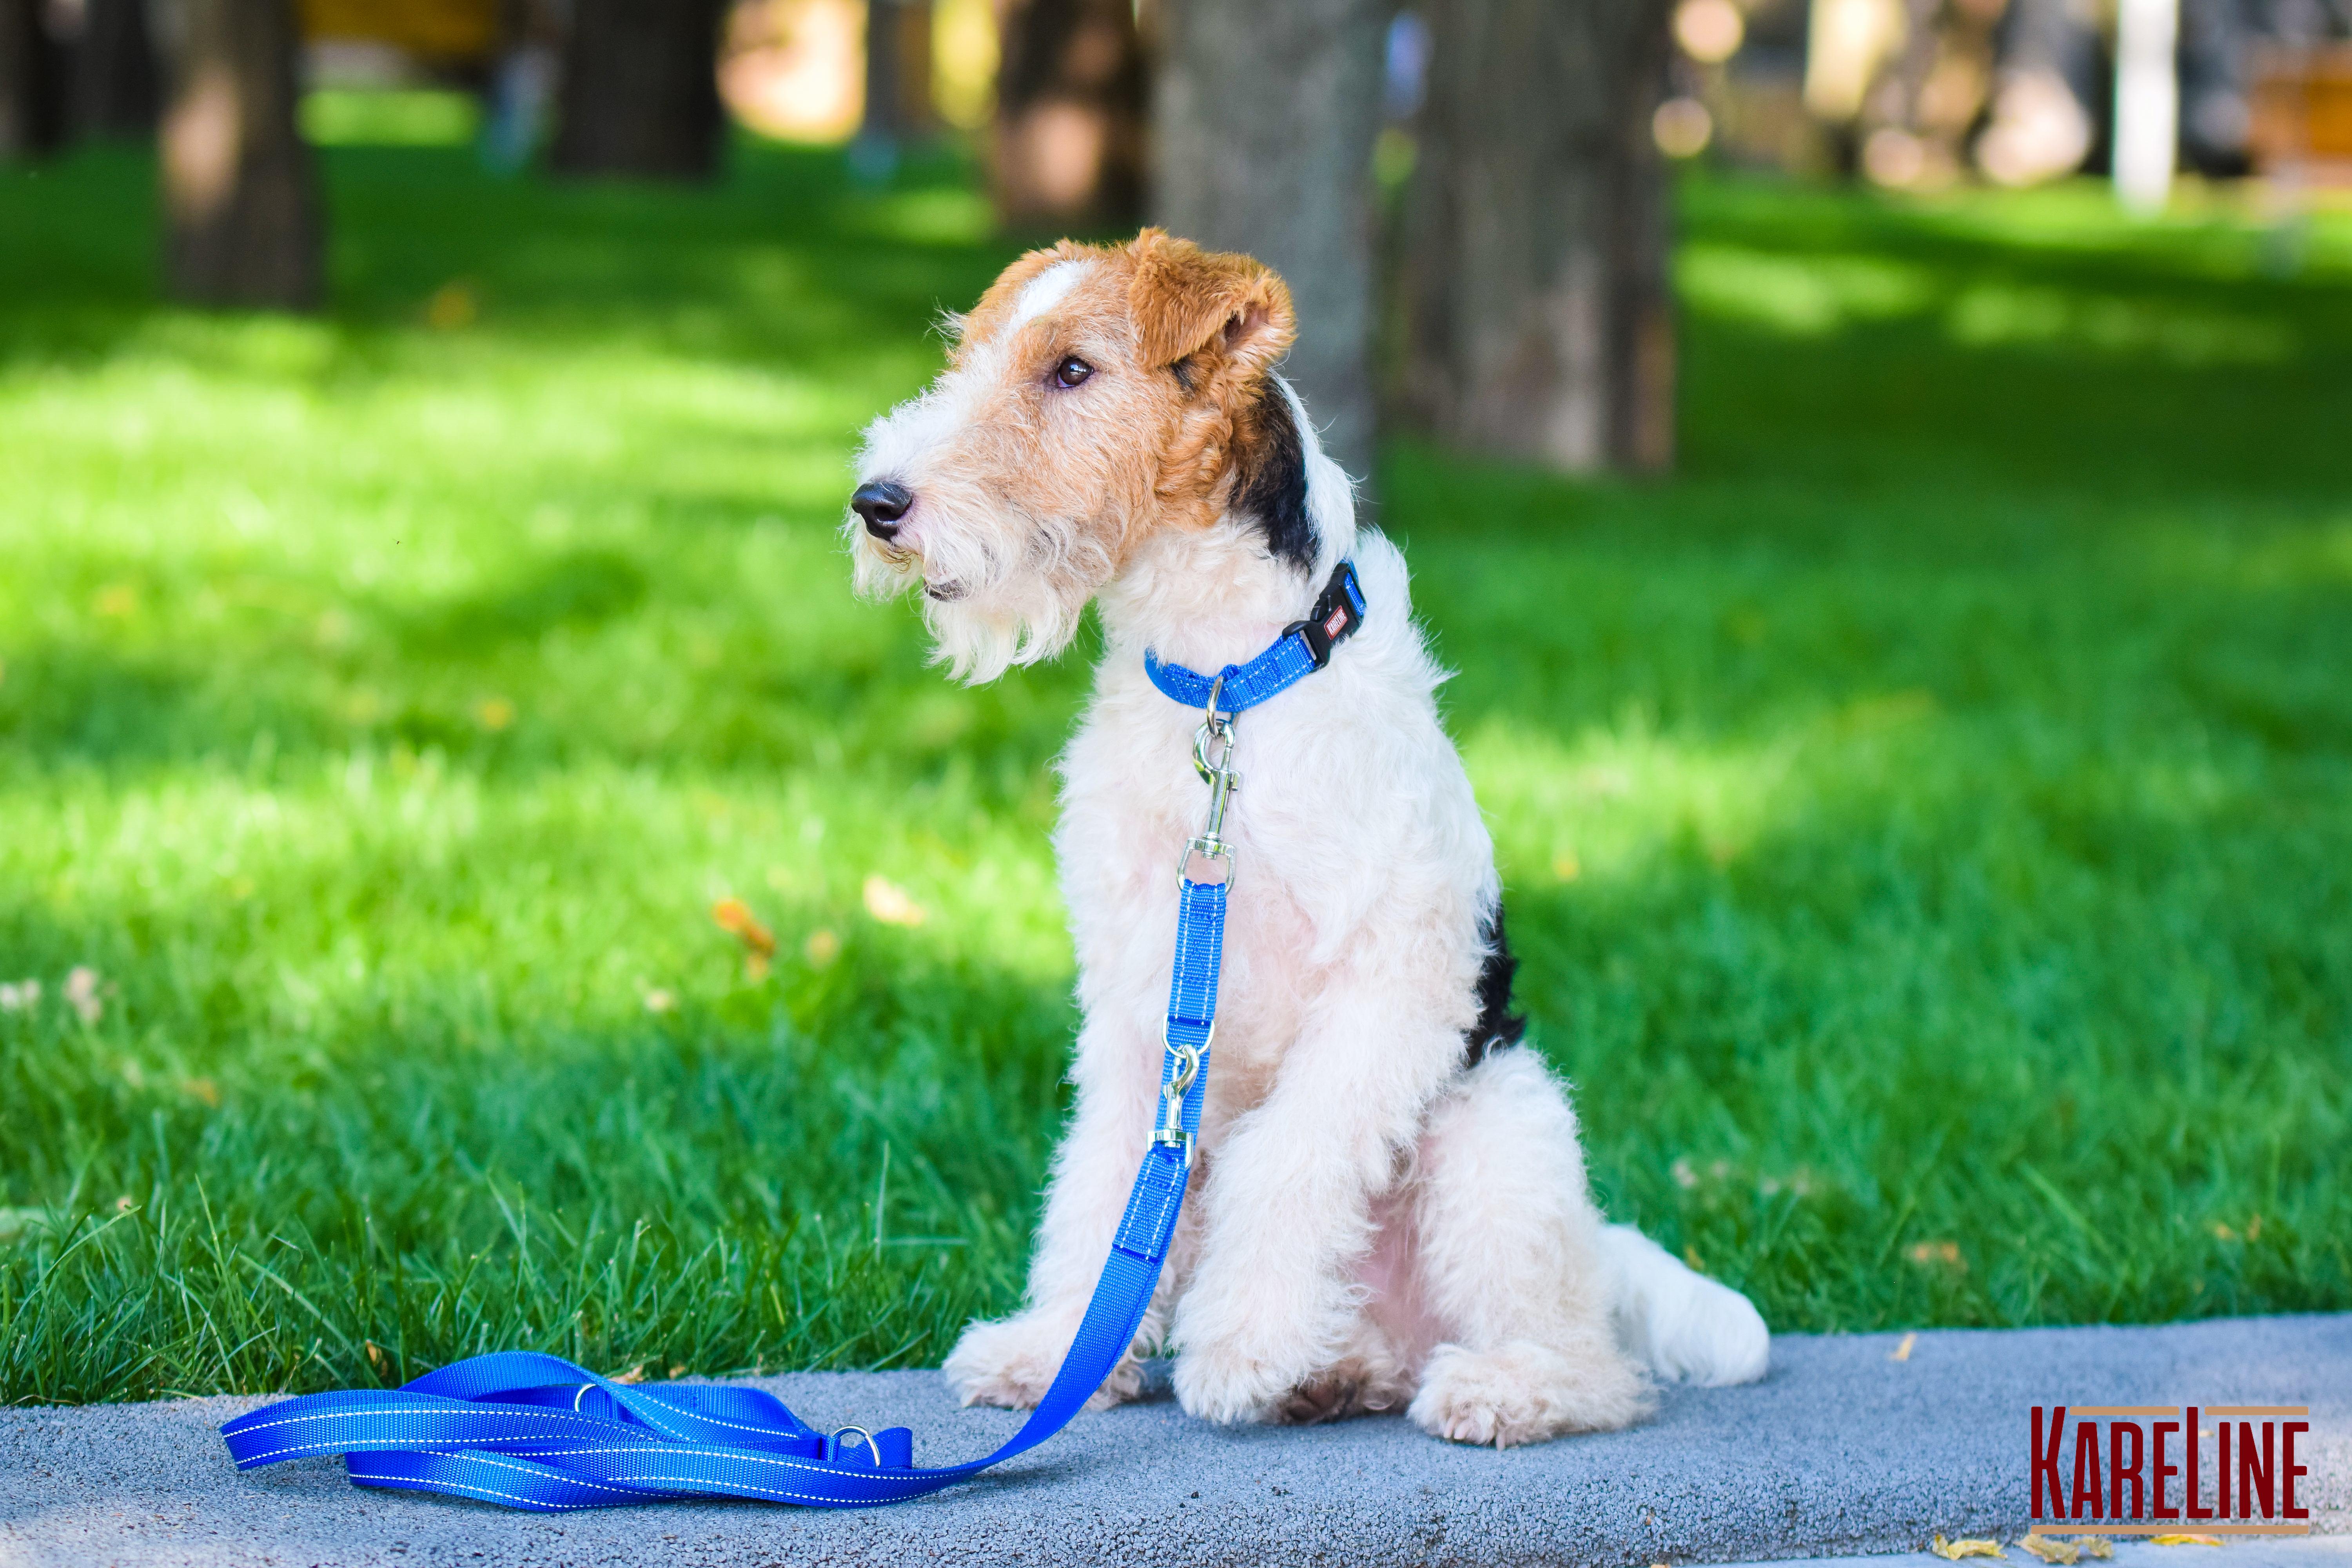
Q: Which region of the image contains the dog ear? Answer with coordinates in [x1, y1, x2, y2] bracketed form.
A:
[1126, 229, 1296, 383]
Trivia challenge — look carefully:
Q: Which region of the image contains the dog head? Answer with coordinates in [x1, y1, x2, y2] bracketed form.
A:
[847, 229, 1314, 682]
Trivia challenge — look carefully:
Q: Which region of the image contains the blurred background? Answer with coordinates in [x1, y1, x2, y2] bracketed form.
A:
[0, 0, 2347, 1404]
[6, 0, 2351, 470]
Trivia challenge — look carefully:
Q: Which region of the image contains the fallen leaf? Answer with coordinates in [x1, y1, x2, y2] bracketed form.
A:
[180, 1077, 220, 1108]
[1931, 1536, 2004, 1560]
[1682, 1245, 1705, 1272]
[609, 1364, 647, 1385]
[64, 966, 102, 1024]
[862, 875, 926, 927]
[2020, 1536, 2080, 1564]
[1891, 1331, 1918, 1362]
[1842, 688, 1940, 733]
[712, 897, 777, 980]
[365, 1341, 385, 1369]
[668, 1364, 686, 1378]
[426, 280, 478, 329]
[2152, 1537, 2222, 1548]
[2072, 1541, 2113, 1559]
[1907, 1240, 1965, 1270]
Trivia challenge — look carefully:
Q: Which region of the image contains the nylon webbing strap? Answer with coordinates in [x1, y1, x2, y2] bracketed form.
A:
[1144, 560, 1365, 713]
[219, 875, 1230, 1512]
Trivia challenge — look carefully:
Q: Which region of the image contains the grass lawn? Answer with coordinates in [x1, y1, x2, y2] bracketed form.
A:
[2, 140, 2348, 1406]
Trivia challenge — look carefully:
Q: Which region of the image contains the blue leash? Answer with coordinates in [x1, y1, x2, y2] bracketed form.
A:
[218, 563, 1363, 1512]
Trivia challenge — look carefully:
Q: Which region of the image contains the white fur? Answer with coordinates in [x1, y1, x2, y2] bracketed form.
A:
[852, 362, 1114, 683]
[1600, 1223, 1773, 1387]
[853, 316, 1769, 1445]
[1013, 259, 1090, 327]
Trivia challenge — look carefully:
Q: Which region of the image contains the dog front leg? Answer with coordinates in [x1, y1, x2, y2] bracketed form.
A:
[1168, 968, 1458, 1424]
[943, 1017, 1164, 1411]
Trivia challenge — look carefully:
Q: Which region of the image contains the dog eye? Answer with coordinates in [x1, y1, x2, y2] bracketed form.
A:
[1051, 356, 1094, 389]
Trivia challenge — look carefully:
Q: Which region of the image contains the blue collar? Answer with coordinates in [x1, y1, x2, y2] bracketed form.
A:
[1143, 561, 1366, 713]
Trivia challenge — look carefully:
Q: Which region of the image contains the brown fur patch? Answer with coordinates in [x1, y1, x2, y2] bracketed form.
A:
[948, 229, 1300, 550]
[1120, 229, 1297, 524]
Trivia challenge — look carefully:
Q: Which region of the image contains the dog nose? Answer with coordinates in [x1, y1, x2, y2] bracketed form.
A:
[851, 480, 913, 539]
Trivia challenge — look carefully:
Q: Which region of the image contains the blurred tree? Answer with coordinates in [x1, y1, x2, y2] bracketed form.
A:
[0, 0, 70, 158]
[74, 0, 162, 138]
[992, 0, 1145, 228]
[1399, 0, 1678, 473]
[1975, 0, 2098, 186]
[861, 0, 934, 149]
[159, 0, 321, 308]
[550, 0, 728, 179]
[1154, 0, 1389, 482]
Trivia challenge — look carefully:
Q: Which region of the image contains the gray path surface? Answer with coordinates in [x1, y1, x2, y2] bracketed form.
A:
[1731, 1543, 2352, 1568]
[2, 1314, 2345, 1568]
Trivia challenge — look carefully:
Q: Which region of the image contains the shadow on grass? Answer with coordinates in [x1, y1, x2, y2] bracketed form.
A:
[0, 140, 1024, 374]
[0, 880, 1069, 1402]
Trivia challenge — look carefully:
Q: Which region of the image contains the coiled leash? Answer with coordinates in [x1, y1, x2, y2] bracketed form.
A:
[217, 562, 1365, 1512]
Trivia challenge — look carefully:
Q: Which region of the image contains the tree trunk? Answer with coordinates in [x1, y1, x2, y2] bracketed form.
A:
[550, 0, 728, 180]
[861, 0, 933, 142]
[1153, 0, 1389, 483]
[992, 0, 1145, 229]
[0, 0, 70, 159]
[1399, 0, 1678, 474]
[159, 0, 321, 309]
[76, 0, 161, 138]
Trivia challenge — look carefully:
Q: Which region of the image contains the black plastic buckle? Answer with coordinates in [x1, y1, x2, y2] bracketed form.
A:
[1284, 561, 1365, 670]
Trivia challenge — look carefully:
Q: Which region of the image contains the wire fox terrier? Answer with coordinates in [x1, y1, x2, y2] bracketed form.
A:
[846, 230, 1769, 1445]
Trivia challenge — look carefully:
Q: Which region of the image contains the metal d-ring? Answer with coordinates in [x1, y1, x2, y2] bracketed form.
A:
[831, 1425, 884, 1468]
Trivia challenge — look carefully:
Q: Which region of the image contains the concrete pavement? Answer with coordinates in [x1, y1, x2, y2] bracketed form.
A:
[2, 1314, 2345, 1567]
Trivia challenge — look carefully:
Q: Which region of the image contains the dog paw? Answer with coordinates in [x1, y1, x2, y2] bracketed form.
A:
[1272, 1357, 1407, 1426]
[1171, 1338, 1292, 1425]
[1274, 1368, 1361, 1426]
[1407, 1338, 1651, 1447]
[945, 1313, 1142, 1412]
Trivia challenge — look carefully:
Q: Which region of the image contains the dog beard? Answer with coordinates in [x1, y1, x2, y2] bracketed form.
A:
[846, 494, 1111, 684]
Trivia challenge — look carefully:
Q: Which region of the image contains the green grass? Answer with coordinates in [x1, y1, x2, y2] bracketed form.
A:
[2, 142, 2348, 1406]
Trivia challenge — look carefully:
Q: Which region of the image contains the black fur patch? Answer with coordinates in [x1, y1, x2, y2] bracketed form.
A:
[1232, 381, 1316, 575]
[1464, 905, 1527, 1069]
